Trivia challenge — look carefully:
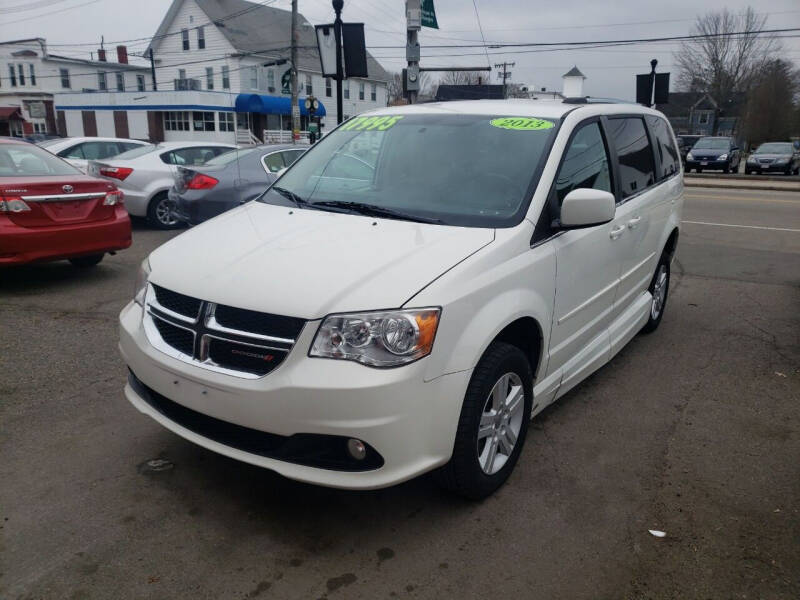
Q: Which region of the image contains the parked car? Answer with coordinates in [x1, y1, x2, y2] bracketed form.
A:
[169, 144, 306, 226]
[744, 142, 800, 175]
[120, 101, 683, 499]
[685, 136, 741, 173]
[24, 133, 62, 144]
[676, 134, 702, 164]
[40, 136, 149, 174]
[0, 138, 130, 267]
[89, 141, 236, 228]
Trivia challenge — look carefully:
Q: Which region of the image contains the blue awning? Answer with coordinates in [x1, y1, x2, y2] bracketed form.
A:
[234, 94, 326, 117]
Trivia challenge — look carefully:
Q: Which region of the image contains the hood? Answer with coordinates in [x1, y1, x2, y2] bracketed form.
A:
[750, 153, 792, 160]
[148, 202, 494, 319]
[690, 147, 729, 158]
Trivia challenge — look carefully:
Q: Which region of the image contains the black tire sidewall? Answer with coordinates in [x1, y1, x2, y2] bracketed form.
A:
[641, 253, 670, 333]
[147, 193, 177, 230]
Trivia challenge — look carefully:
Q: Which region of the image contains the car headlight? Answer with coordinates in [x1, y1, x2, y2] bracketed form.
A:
[686, 153, 694, 161]
[134, 257, 151, 306]
[309, 308, 441, 367]
[747, 156, 757, 163]
[775, 157, 789, 164]
[718, 153, 728, 161]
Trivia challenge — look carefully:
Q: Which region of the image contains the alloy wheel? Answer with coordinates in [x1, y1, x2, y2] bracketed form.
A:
[477, 372, 524, 475]
[651, 264, 668, 320]
[155, 197, 178, 227]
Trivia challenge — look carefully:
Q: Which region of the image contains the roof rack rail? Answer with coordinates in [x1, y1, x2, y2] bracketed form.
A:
[562, 96, 633, 105]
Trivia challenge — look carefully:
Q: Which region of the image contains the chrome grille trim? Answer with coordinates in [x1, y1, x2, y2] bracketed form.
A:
[142, 284, 302, 379]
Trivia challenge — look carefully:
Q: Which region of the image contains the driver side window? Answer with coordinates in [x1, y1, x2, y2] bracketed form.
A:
[555, 121, 612, 205]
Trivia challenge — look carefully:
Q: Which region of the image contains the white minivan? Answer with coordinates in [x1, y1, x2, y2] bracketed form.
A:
[120, 100, 683, 499]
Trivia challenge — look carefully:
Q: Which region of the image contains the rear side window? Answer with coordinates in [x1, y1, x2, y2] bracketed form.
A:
[0, 144, 80, 176]
[263, 152, 284, 173]
[554, 121, 612, 205]
[281, 149, 304, 166]
[606, 117, 655, 199]
[646, 116, 679, 180]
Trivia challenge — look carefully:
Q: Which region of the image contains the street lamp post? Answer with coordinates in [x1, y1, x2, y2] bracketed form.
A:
[333, 0, 344, 125]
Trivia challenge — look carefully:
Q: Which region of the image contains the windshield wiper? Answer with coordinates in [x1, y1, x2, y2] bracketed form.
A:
[310, 201, 444, 224]
[271, 186, 313, 209]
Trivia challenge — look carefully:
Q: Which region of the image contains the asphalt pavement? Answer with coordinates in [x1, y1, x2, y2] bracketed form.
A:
[1, 188, 799, 600]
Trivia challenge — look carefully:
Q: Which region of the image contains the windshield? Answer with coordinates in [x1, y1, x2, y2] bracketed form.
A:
[693, 138, 730, 150]
[258, 113, 558, 227]
[204, 147, 256, 166]
[754, 143, 793, 154]
[0, 143, 80, 176]
[114, 144, 156, 160]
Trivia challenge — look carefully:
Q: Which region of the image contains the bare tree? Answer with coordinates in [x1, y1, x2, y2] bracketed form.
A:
[740, 59, 800, 146]
[437, 70, 488, 86]
[386, 71, 433, 105]
[674, 7, 778, 133]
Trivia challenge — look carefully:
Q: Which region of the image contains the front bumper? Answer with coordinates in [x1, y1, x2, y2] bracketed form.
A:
[686, 159, 730, 170]
[0, 207, 131, 266]
[745, 161, 791, 172]
[119, 301, 472, 489]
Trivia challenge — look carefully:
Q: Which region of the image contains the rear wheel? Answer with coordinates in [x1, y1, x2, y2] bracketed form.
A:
[641, 252, 670, 334]
[69, 254, 103, 268]
[147, 192, 180, 229]
[437, 342, 533, 500]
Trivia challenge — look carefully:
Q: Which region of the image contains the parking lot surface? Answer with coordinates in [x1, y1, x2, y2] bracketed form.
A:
[2, 189, 799, 599]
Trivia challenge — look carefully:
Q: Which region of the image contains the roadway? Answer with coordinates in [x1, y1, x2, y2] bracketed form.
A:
[1, 187, 798, 599]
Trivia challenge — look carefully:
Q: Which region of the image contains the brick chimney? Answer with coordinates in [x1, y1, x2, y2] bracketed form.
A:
[116, 45, 128, 64]
[98, 48, 107, 62]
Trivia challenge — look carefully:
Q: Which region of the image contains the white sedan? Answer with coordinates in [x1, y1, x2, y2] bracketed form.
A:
[39, 137, 149, 173]
[89, 141, 236, 228]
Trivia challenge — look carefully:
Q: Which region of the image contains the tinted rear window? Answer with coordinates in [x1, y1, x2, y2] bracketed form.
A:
[115, 144, 156, 160]
[0, 144, 80, 176]
[646, 116, 680, 180]
[204, 147, 256, 165]
[606, 117, 655, 199]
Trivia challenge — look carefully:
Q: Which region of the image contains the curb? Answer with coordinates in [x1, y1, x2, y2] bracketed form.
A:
[684, 179, 800, 193]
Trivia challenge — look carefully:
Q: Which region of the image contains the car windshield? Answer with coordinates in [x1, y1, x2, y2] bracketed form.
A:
[204, 147, 255, 166]
[258, 113, 558, 227]
[0, 143, 80, 176]
[754, 143, 793, 154]
[114, 144, 157, 160]
[693, 138, 730, 150]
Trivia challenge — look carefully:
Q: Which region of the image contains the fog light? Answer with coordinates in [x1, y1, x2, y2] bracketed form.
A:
[347, 438, 367, 460]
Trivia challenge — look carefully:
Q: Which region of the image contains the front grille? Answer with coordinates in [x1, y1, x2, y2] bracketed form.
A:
[214, 305, 305, 339]
[144, 284, 305, 378]
[208, 338, 287, 376]
[128, 370, 384, 471]
[152, 284, 202, 319]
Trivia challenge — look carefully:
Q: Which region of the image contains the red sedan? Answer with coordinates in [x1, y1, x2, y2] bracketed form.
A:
[0, 138, 131, 267]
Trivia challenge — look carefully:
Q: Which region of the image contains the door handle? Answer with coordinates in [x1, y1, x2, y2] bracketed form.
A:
[627, 216, 642, 229]
[609, 225, 625, 240]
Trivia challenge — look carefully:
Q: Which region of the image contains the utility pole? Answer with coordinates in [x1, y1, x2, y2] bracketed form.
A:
[290, 0, 299, 143]
[333, 0, 344, 124]
[494, 61, 514, 99]
[405, 0, 421, 103]
[649, 58, 658, 109]
[149, 48, 157, 91]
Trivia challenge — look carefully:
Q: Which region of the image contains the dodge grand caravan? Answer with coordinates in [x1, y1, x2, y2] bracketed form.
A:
[120, 100, 683, 499]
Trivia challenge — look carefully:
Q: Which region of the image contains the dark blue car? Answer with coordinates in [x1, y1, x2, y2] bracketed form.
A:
[685, 137, 741, 174]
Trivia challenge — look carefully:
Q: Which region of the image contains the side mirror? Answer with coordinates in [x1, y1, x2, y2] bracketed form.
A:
[560, 188, 616, 229]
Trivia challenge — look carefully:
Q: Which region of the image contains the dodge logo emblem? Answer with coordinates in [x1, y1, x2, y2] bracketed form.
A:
[62, 184, 74, 193]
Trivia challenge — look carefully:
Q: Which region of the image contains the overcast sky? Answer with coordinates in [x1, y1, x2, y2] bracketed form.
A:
[2, 0, 799, 99]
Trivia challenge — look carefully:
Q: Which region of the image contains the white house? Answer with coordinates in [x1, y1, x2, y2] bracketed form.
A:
[53, 0, 391, 143]
[0, 38, 151, 137]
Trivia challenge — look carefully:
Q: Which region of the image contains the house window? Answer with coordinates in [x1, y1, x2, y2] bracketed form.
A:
[178, 69, 186, 80]
[193, 111, 215, 131]
[181, 28, 190, 51]
[219, 111, 234, 132]
[164, 111, 190, 131]
[197, 26, 205, 50]
[206, 67, 214, 90]
[98, 71, 107, 90]
[60, 68, 70, 88]
[344, 80, 350, 99]
[371, 83, 376, 102]
[250, 66, 258, 89]
[136, 74, 145, 91]
[222, 65, 230, 89]
[358, 81, 365, 100]
[29, 64, 36, 85]
[325, 77, 331, 97]
[305, 74, 312, 95]
[698, 112, 710, 125]
[18, 64, 25, 85]
[116, 72, 125, 91]
[8, 65, 16, 86]
[267, 69, 275, 91]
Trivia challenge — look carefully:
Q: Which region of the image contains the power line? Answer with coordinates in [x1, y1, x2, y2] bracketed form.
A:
[0, 0, 102, 25]
[1, 0, 72, 14]
[470, 0, 491, 68]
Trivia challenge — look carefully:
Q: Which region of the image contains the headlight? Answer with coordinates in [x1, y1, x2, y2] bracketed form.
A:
[747, 156, 757, 163]
[686, 152, 694, 161]
[718, 153, 728, 161]
[310, 308, 441, 367]
[775, 157, 789, 164]
[134, 257, 151, 306]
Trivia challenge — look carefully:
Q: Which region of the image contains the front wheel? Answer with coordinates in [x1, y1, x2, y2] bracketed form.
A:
[641, 253, 670, 334]
[437, 342, 533, 500]
[147, 192, 180, 230]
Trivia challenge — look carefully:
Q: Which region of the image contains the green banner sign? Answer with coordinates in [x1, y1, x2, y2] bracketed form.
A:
[421, 0, 438, 29]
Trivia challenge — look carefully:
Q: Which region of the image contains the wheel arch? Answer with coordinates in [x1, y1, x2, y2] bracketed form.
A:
[663, 226, 679, 260]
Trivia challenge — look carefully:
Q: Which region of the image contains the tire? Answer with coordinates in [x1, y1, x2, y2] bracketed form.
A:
[437, 342, 533, 500]
[696, 168, 702, 173]
[69, 254, 103, 268]
[641, 252, 670, 334]
[147, 192, 180, 230]
[745, 169, 752, 175]
[723, 165, 730, 174]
